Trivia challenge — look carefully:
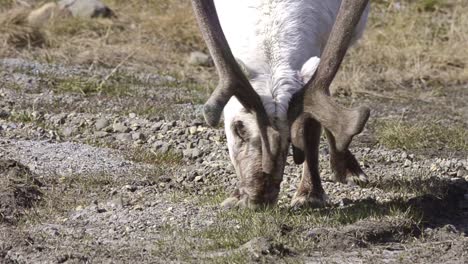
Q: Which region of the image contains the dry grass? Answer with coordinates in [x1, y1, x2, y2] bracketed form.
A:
[0, 0, 210, 82]
[0, 0, 466, 93]
[334, 0, 468, 95]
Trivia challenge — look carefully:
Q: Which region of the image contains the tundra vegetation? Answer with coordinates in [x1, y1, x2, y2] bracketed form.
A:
[0, 0, 467, 263]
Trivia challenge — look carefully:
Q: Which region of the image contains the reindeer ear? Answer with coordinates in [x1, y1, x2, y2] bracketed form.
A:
[299, 56, 321, 83]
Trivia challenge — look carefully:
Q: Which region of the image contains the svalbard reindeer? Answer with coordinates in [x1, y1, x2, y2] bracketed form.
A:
[191, 0, 371, 209]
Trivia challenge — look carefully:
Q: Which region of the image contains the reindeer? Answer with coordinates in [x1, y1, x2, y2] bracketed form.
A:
[191, 0, 371, 209]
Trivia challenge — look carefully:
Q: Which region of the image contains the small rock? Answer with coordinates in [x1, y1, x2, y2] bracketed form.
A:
[403, 159, 412, 167]
[123, 185, 137, 192]
[27, 2, 61, 26]
[134, 204, 144, 211]
[194, 176, 203, 183]
[129, 113, 137, 119]
[457, 169, 465, 177]
[116, 133, 132, 141]
[132, 132, 145, 141]
[94, 131, 108, 138]
[191, 148, 202, 159]
[31, 111, 43, 120]
[188, 51, 212, 66]
[95, 117, 109, 130]
[62, 126, 77, 137]
[113, 123, 130, 133]
[58, 0, 114, 18]
[189, 126, 198, 135]
[0, 109, 10, 119]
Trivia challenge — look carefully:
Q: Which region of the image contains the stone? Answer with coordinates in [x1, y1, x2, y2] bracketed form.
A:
[188, 51, 212, 66]
[94, 131, 108, 138]
[58, 0, 114, 18]
[62, 126, 77, 137]
[27, 2, 61, 26]
[189, 126, 198, 135]
[0, 109, 10, 119]
[457, 169, 465, 177]
[194, 176, 203, 182]
[113, 123, 130, 133]
[131, 132, 145, 141]
[95, 117, 109, 130]
[191, 148, 202, 159]
[115, 133, 132, 141]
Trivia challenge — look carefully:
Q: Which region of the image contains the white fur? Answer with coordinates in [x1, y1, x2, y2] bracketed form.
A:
[215, 0, 369, 161]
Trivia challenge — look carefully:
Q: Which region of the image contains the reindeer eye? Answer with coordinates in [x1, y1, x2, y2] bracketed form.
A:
[233, 121, 248, 142]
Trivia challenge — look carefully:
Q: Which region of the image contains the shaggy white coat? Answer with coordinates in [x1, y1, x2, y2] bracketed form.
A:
[214, 0, 369, 161]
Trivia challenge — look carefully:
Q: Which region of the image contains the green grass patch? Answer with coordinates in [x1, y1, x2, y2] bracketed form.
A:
[9, 110, 36, 123]
[192, 202, 417, 253]
[375, 120, 467, 150]
[49, 75, 137, 97]
[148, 201, 419, 263]
[127, 148, 183, 166]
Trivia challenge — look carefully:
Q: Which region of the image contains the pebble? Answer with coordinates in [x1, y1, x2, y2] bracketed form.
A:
[95, 118, 109, 130]
[189, 126, 198, 135]
[188, 51, 212, 66]
[0, 109, 10, 119]
[94, 131, 108, 138]
[62, 126, 77, 137]
[116, 133, 132, 141]
[194, 176, 203, 182]
[113, 123, 130, 133]
[132, 132, 145, 141]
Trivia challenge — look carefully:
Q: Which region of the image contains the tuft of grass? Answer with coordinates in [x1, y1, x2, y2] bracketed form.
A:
[127, 148, 183, 166]
[375, 120, 468, 150]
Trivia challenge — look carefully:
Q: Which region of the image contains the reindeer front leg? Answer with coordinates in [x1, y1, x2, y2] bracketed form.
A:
[291, 116, 328, 208]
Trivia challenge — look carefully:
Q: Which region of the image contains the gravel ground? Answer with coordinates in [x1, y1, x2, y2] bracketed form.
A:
[1, 58, 467, 263]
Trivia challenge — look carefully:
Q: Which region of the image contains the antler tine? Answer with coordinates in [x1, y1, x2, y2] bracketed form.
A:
[191, 0, 270, 127]
[303, 0, 370, 151]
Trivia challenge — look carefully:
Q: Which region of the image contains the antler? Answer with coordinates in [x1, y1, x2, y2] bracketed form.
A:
[302, 0, 370, 152]
[191, 0, 269, 127]
[191, 0, 279, 174]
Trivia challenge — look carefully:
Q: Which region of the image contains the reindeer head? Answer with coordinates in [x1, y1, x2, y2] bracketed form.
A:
[191, 0, 370, 209]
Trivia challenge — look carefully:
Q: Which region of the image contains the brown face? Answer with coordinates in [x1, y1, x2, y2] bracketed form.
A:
[225, 107, 290, 208]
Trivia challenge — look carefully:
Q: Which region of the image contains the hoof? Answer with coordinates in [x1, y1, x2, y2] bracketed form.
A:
[220, 195, 274, 210]
[290, 192, 328, 209]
